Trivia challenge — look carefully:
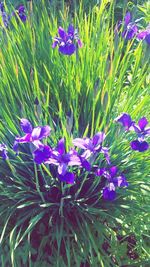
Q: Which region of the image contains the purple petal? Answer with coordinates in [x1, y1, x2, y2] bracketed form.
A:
[58, 163, 68, 175]
[78, 39, 83, 48]
[59, 172, 75, 184]
[0, 144, 8, 160]
[33, 145, 51, 164]
[145, 33, 150, 45]
[114, 175, 128, 187]
[58, 27, 67, 39]
[13, 141, 19, 154]
[38, 126, 51, 139]
[101, 147, 110, 164]
[31, 126, 51, 141]
[79, 156, 91, 171]
[115, 113, 133, 130]
[68, 25, 74, 35]
[124, 12, 131, 25]
[138, 117, 148, 131]
[137, 31, 148, 40]
[57, 138, 65, 155]
[130, 140, 149, 152]
[92, 132, 105, 146]
[124, 24, 138, 40]
[73, 138, 90, 149]
[68, 154, 81, 166]
[20, 119, 33, 133]
[109, 166, 118, 177]
[31, 127, 41, 140]
[59, 44, 76, 55]
[103, 186, 116, 201]
[52, 40, 59, 48]
[96, 168, 106, 176]
[17, 5, 25, 13]
[16, 133, 31, 143]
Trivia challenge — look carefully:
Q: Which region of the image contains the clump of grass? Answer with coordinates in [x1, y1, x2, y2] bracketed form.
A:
[0, 0, 150, 266]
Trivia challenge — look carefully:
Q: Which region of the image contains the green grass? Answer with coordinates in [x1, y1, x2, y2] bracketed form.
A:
[0, 0, 150, 266]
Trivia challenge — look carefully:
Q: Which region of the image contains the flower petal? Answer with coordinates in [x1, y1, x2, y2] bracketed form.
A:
[34, 145, 51, 164]
[109, 166, 118, 177]
[58, 163, 68, 175]
[39, 126, 51, 139]
[92, 132, 105, 146]
[59, 172, 75, 184]
[138, 117, 148, 131]
[137, 31, 148, 40]
[73, 138, 90, 149]
[103, 186, 116, 201]
[68, 25, 74, 35]
[58, 27, 67, 39]
[145, 33, 150, 45]
[115, 113, 133, 130]
[78, 39, 83, 47]
[59, 44, 76, 55]
[57, 138, 65, 155]
[20, 119, 33, 133]
[124, 12, 131, 25]
[16, 133, 31, 143]
[130, 140, 149, 152]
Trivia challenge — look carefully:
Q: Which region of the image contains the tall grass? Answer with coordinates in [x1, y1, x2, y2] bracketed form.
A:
[0, 0, 150, 266]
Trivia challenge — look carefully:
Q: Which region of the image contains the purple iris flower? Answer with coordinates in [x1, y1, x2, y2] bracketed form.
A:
[137, 25, 150, 45]
[52, 25, 82, 56]
[133, 117, 150, 137]
[97, 166, 128, 201]
[45, 138, 81, 175]
[13, 119, 51, 153]
[16, 5, 26, 22]
[130, 117, 150, 152]
[115, 114, 150, 152]
[0, 143, 8, 160]
[121, 12, 138, 40]
[115, 113, 135, 131]
[73, 132, 110, 163]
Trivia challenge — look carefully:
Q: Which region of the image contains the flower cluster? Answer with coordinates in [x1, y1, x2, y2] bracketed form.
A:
[115, 113, 150, 152]
[0, 118, 131, 201]
[116, 11, 150, 46]
[52, 25, 82, 55]
[1, 113, 149, 200]
[0, 2, 26, 27]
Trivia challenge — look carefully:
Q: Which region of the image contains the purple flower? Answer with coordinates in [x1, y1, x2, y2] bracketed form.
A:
[97, 166, 128, 201]
[13, 119, 51, 153]
[52, 25, 82, 56]
[73, 132, 106, 158]
[116, 12, 138, 40]
[137, 25, 150, 45]
[115, 113, 135, 131]
[0, 143, 8, 160]
[130, 140, 149, 152]
[133, 117, 150, 137]
[45, 138, 81, 175]
[16, 5, 26, 22]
